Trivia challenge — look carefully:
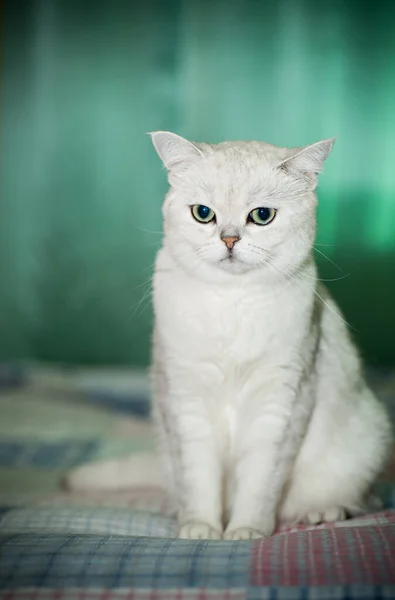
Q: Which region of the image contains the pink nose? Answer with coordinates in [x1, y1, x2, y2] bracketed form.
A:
[221, 236, 239, 250]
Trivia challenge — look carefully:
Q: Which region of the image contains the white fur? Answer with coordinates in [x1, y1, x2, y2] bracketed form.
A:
[66, 132, 392, 541]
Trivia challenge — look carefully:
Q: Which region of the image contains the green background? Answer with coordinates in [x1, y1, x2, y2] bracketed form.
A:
[1, 0, 394, 366]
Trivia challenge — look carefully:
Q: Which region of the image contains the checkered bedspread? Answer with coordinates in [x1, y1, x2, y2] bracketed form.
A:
[0, 364, 394, 599]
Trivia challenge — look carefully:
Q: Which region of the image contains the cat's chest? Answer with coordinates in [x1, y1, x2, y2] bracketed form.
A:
[154, 270, 291, 362]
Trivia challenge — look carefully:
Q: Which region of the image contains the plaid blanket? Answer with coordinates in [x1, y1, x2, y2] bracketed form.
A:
[0, 364, 394, 599]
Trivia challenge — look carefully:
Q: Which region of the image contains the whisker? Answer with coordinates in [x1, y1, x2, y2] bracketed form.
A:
[313, 246, 343, 272]
[196, 243, 217, 258]
[312, 286, 355, 331]
[257, 256, 356, 332]
[135, 274, 154, 289]
[142, 262, 156, 273]
[129, 285, 153, 318]
[298, 270, 351, 283]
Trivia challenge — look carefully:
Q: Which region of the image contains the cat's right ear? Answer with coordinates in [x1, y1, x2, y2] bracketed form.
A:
[149, 131, 203, 171]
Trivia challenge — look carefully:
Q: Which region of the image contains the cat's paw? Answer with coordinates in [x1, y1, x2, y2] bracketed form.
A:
[223, 527, 264, 540]
[178, 522, 222, 540]
[303, 507, 346, 525]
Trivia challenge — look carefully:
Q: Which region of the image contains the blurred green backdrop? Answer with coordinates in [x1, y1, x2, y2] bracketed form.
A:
[1, 0, 394, 366]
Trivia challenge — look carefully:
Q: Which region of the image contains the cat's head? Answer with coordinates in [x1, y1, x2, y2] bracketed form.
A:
[150, 131, 334, 280]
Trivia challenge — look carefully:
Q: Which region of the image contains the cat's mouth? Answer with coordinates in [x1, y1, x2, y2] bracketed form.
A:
[220, 252, 235, 263]
[219, 250, 248, 271]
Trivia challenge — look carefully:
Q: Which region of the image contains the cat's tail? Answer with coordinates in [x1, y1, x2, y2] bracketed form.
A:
[63, 452, 164, 492]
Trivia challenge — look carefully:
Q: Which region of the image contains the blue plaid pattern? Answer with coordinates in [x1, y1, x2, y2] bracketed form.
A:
[0, 534, 252, 589]
[0, 507, 177, 538]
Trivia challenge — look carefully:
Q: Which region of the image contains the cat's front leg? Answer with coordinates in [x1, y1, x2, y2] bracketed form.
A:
[171, 400, 223, 540]
[224, 375, 307, 540]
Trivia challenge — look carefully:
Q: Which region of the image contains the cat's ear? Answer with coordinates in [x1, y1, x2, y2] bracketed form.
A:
[277, 138, 335, 188]
[149, 131, 203, 171]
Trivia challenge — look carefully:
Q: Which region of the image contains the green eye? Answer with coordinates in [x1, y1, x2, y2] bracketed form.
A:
[248, 207, 276, 226]
[191, 204, 216, 223]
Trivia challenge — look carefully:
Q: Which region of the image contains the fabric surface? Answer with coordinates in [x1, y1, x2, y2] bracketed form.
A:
[0, 364, 395, 599]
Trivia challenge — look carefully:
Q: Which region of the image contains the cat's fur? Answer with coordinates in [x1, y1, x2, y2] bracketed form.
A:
[67, 132, 392, 540]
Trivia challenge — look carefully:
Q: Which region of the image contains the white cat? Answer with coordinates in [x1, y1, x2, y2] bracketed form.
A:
[67, 132, 392, 541]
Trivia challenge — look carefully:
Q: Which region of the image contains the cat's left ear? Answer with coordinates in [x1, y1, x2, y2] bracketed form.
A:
[278, 138, 335, 188]
[149, 131, 203, 171]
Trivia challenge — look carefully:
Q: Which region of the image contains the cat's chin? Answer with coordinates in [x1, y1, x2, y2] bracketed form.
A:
[216, 256, 253, 274]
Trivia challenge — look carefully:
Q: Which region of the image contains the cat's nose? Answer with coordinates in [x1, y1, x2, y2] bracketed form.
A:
[221, 236, 240, 250]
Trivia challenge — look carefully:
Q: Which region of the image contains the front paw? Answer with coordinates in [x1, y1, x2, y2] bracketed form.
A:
[178, 522, 222, 540]
[224, 516, 275, 540]
[223, 526, 265, 540]
[302, 507, 347, 525]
